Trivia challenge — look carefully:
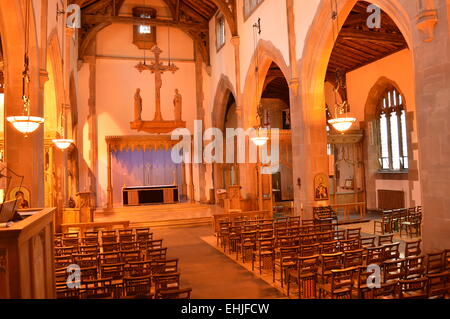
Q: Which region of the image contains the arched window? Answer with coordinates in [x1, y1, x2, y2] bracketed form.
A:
[378, 89, 408, 171]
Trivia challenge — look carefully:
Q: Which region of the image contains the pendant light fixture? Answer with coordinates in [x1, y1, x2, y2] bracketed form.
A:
[327, 0, 356, 133]
[52, 105, 74, 150]
[250, 18, 269, 147]
[7, 0, 44, 136]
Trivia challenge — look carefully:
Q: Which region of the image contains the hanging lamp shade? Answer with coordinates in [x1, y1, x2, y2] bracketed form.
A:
[7, 115, 44, 134]
[251, 127, 269, 146]
[52, 138, 74, 150]
[328, 117, 356, 132]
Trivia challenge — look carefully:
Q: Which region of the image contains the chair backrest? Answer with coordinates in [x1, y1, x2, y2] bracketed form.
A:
[346, 228, 361, 240]
[321, 240, 340, 254]
[397, 278, 428, 299]
[360, 236, 376, 248]
[99, 252, 121, 264]
[123, 275, 152, 297]
[383, 259, 407, 283]
[297, 255, 320, 276]
[73, 253, 98, 268]
[427, 271, 450, 298]
[343, 249, 364, 268]
[79, 244, 99, 255]
[80, 278, 116, 299]
[378, 234, 394, 246]
[330, 267, 357, 297]
[100, 263, 125, 280]
[405, 256, 426, 279]
[153, 273, 180, 298]
[367, 246, 384, 264]
[121, 249, 142, 263]
[126, 261, 152, 277]
[405, 240, 422, 258]
[382, 242, 400, 261]
[102, 242, 120, 252]
[300, 243, 321, 257]
[340, 238, 361, 252]
[333, 230, 346, 241]
[426, 251, 445, 274]
[321, 252, 344, 272]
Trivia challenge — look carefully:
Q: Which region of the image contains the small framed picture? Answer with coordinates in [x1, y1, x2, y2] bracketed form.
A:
[344, 179, 354, 189]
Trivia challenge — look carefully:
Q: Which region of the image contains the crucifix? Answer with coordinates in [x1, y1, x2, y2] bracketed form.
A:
[135, 46, 179, 121]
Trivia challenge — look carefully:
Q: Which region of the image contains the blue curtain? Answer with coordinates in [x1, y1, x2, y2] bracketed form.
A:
[111, 150, 182, 205]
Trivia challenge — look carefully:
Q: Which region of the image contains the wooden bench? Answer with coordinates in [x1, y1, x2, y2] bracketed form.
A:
[60, 220, 130, 234]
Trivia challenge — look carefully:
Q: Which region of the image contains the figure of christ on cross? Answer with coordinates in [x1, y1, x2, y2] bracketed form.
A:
[135, 46, 179, 121]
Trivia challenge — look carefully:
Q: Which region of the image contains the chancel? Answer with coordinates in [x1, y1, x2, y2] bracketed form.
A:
[1, 0, 450, 302]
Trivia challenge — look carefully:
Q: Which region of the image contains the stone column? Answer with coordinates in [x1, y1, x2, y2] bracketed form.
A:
[414, 0, 450, 252]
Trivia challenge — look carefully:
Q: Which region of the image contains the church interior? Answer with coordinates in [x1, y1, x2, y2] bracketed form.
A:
[0, 0, 450, 300]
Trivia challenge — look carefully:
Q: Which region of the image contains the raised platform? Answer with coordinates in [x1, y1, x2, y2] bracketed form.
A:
[95, 203, 221, 228]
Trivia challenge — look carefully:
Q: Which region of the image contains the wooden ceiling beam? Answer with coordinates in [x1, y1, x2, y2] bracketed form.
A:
[82, 14, 209, 32]
[339, 29, 406, 45]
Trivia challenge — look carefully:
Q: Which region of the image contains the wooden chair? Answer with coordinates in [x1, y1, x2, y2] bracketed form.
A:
[382, 243, 400, 261]
[404, 239, 421, 258]
[63, 232, 79, 239]
[101, 230, 117, 237]
[125, 261, 152, 277]
[99, 252, 121, 265]
[333, 230, 346, 241]
[147, 247, 168, 261]
[360, 236, 376, 248]
[149, 259, 179, 275]
[287, 255, 320, 299]
[373, 281, 398, 299]
[444, 249, 450, 271]
[378, 234, 394, 246]
[397, 278, 428, 299]
[80, 266, 98, 282]
[366, 246, 384, 265]
[62, 237, 79, 248]
[123, 275, 152, 298]
[119, 229, 135, 242]
[299, 243, 321, 257]
[100, 263, 125, 283]
[121, 250, 142, 263]
[383, 259, 406, 283]
[55, 246, 78, 256]
[426, 251, 445, 274]
[319, 267, 358, 299]
[321, 240, 340, 254]
[236, 231, 257, 262]
[276, 247, 298, 287]
[427, 271, 450, 299]
[158, 288, 192, 299]
[55, 255, 73, 269]
[340, 239, 361, 252]
[343, 249, 364, 268]
[374, 211, 393, 235]
[318, 252, 344, 284]
[153, 273, 181, 299]
[400, 212, 422, 238]
[56, 284, 80, 299]
[301, 219, 315, 226]
[353, 266, 375, 299]
[102, 242, 120, 253]
[80, 278, 117, 299]
[120, 241, 139, 251]
[346, 228, 361, 240]
[254, 238, 275, 282]
[79, 244, 99, 255]
[101, 235, 117, 245]
[405, 256, 426, 279]
[73, 254, 98, 268]
[148, 239, 164, 250]
[82, 232, 99, 245]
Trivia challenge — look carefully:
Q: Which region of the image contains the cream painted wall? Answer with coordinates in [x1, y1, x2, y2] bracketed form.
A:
[91, 10, 198, 206]
[346, 49, 421, 207]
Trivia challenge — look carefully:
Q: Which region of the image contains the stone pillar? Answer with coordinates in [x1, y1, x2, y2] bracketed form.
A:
[414, 1, 450, 252]
[194, 43, 207, 203]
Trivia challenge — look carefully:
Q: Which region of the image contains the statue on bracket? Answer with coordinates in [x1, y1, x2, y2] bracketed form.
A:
[130, 46, 186, 134]
[173, 89, 182, 122]
[134, 88, 143, 122]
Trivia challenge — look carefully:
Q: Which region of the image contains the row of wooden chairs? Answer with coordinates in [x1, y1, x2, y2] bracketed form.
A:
[285, 250, 450, 299]
[374, 206, 422, 237]
[55, 228, 192, 299]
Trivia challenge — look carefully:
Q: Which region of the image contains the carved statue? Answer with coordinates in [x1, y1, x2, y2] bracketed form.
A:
[173, 89, 182, 121]
[134, 88, 143, 122]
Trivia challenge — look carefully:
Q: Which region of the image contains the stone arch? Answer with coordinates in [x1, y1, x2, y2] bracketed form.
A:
[242, 39, 290, 128]
[46, 29, 65, 133]
[294, 0, 415, 218]
[212, 74, 236, 131]
[364, 76, 407, 122]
